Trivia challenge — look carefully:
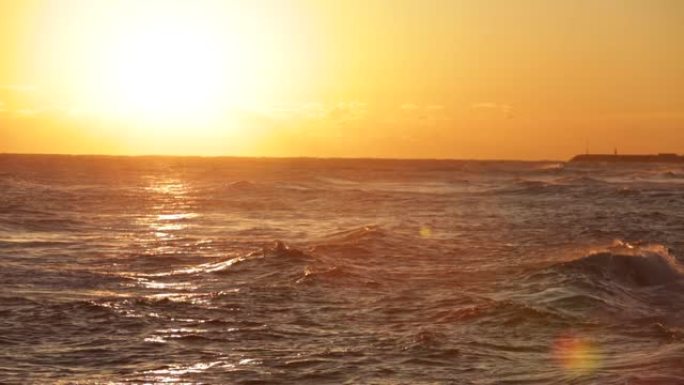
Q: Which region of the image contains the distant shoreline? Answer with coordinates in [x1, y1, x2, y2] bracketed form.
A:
[570, 153, 684, 163]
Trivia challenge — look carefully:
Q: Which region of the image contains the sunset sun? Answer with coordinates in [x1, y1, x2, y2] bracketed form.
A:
[106, 23, 225, 119]
[97, 12, 236, 125]
[23, 0, 289, 140]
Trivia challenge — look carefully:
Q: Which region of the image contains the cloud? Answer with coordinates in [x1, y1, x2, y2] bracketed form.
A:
[401, 103, 446, 112]
[471, 102, 513, 119]
[326, 101, 367, 121]
[258, 101, 368, 122]
[261, 103, 326, 120]
[0, 84, 38, 93]
[401, 103, 420, 111]
[398, 103, 449, 124]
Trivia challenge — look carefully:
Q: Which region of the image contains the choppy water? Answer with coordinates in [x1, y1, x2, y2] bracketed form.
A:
[1, 154, 683, 384]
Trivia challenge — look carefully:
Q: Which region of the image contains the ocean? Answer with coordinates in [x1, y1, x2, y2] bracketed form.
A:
[1, 154, 683, 384]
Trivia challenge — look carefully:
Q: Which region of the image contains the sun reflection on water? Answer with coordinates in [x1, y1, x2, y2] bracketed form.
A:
[145, 179, 191, 197]
[143, 361, 231, 384]
[157, 213, 200, 221]
[140, 357, 262, 383]
[138, 179, 203, 241]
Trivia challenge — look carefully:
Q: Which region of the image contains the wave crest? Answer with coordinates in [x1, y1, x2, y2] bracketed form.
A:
[557, 242, 684, 287]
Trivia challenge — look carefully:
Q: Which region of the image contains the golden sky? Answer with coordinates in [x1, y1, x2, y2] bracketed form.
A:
[1, 0, 683, 159]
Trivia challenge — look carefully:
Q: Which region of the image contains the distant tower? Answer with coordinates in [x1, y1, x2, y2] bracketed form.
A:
[614, 147, 618, 156]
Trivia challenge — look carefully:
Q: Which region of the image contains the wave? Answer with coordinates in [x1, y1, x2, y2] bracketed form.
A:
[295, 265, 380, 287]
[659, 170, 684, 179]
[555, 242, 684, 287]
[552, 175, 608, 185]
[135, 241, 314, 278]
[505, 241, 684, 328]
[535, 162, 565, 172]
[489, 179, 561, 195]
[500, 175, 611, 194]
[315, 225, 385, 244]
[226, 180, 257, 190]
[128, 233, 391, 291]
[429, 298, 576, 329]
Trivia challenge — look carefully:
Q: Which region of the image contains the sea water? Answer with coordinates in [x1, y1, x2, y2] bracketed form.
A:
[1, 155, 683, 384]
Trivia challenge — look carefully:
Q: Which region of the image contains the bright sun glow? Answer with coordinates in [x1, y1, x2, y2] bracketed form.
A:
[20, 0, 304, 154]
[100, 14, 231, 124]
[112, 26, 221, 117]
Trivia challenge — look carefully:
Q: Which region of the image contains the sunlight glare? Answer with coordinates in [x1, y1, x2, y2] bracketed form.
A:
[102, 15, 231, 124]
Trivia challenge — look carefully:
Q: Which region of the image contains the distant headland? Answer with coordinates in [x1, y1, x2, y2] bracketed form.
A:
[570, 153, 684, 163]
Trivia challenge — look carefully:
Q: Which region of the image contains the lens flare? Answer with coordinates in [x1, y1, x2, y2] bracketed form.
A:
[419, 226, 432, 238]
[552, 333, 602, 374]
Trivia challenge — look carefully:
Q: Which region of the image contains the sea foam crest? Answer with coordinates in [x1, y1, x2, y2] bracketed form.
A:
[558, 241, 684, 287]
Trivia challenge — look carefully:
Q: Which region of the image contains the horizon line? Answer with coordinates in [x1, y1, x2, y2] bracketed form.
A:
[0, 151, 566, 163]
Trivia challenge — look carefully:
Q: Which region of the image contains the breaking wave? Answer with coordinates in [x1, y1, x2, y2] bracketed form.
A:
[555, 242, 684, 287]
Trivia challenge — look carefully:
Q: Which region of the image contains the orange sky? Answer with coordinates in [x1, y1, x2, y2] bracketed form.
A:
[1, 0, 683, 159]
